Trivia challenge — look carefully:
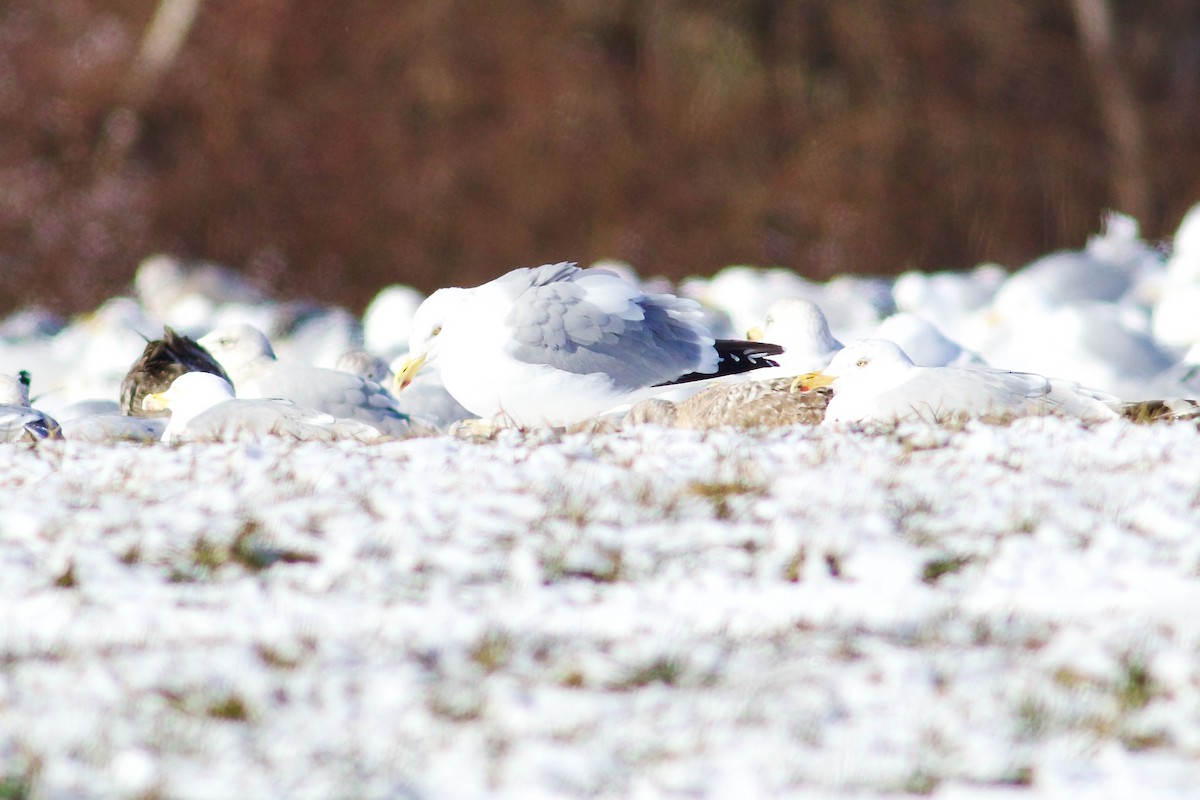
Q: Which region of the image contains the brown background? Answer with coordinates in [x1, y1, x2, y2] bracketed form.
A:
[2, 1, 1198, 316]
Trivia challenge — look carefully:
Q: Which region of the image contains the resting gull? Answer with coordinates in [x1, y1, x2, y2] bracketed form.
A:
[53, 396, 166, 442]
[394, 263, 783, 428]
[334, 349, 394, 385]
[625, 377, 830, 430]
[746, 297, 843, 375]
[0, 371, 62, 442]
[792, 339, 1124, 425]
[120, 326, 231, 417]
[142, 373, 389, 443]
[198, 324, 410, 436]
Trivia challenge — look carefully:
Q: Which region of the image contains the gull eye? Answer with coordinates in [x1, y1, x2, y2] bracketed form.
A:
[856, 359, 868, 367]
[431, 324, 442, 337]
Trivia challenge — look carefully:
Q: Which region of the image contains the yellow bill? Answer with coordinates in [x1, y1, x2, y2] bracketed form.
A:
[790, 371, 835, 394]
[393, 353, 427, 393]
[142, 391, 169, 413]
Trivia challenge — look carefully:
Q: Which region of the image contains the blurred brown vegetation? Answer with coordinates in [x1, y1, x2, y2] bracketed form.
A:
[2, 0, 1199, 316]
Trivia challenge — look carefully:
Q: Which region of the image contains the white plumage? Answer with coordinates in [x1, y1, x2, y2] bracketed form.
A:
[795, 339, 1121, 425]
[395, 263, 781, 427]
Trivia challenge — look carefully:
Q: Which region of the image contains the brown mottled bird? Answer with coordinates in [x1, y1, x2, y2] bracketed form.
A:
[625, 377, 830, 430]
[120, 327, 231, 417]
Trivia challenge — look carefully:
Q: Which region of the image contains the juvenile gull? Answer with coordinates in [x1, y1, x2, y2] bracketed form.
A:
[395, 263, 783, 428]
[120, 326, 230, 417]
[793, 339, 1123, 425]
[198, 324, 410, 436]
[625, 377, 830, 430]
[142, 373, 388, 443]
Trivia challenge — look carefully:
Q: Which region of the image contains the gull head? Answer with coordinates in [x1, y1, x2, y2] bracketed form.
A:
[142, 372, 236, 414]
[790, 338, 916, 394]
[0, 372, 31, 406]
[750, 298, 842, 375]
[393, 288, 465, 393]
[753, 298, 839, 348]
[142, 372, 238, 439]
[198, 324, 277, 375]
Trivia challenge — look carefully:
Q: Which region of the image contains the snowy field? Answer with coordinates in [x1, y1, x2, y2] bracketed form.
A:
[3, 420, 1200, 799]
[4, 206, 1200, 798]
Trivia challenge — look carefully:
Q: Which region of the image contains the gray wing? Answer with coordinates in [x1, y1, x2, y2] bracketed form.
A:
[886, 368, 1049, 421]
[502, 263, 712, 390]
[182, 400, 384, 442]
[0, 406, 62, 442]
[245, 364, 410, 436]
[61, 415, 166, 443]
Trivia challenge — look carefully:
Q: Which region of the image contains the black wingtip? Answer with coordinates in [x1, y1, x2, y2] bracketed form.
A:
[711, 339, 784, 375]
[721, 339, 784, 358]
[657, 339, 784, 386]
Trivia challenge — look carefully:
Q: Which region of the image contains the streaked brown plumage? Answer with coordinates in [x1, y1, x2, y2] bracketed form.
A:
[119, 327, 231, 417]
[625, 378, 830, 430]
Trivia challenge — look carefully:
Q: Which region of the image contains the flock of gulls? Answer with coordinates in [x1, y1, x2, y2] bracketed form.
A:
[3, 205, 1200, 443]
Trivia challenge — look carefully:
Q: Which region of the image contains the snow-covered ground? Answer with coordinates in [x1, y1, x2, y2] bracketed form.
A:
[4, 206, 1200, 798]
[2, 420, 1200, 798]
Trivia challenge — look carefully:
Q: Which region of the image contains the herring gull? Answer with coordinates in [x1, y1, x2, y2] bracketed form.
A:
[746, 297, 842, 375]
[142, 373, 390, 443]
[335, 349, 394, 385]
[792, 339, 1123, 425]
[61, 414, 166, 443]
[394, 263, 783, 428]
[198, 324, 410, 436]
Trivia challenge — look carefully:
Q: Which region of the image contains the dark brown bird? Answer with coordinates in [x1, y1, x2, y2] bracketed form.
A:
[120, 327, 231, 417]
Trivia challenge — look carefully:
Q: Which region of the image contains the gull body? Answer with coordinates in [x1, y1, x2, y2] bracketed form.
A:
[795, 339, 1121, 425]
[396, 263, 782, 428]
[0, 372, 62, 442]
[199, 324, 409, 436]
[61, 415, 166, 443]
[143, 372, 386, 443]
[340, 347, 473, 427]
[626, 377, 830, 430]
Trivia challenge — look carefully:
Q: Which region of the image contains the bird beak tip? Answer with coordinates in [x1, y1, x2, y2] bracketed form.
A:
[790, 371, 834, 393]
[393, 353, 426, 393]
